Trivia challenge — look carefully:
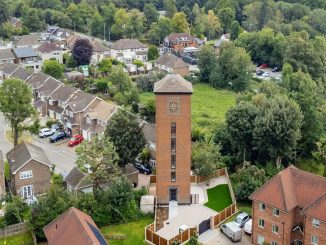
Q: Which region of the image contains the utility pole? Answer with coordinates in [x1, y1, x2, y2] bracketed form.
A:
[108, 27, 111, 44]
[104, 23, 106, 41]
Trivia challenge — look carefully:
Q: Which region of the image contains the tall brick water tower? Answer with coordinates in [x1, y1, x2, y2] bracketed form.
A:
[154, 74, 193, 205]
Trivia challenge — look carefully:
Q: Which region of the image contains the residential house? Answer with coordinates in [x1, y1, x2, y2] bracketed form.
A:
[6, 142, 52, 201]
[66, 34, 80, 50]
[62, 90, 100, 135]
[0, 151, 6, 198]
[0, 48, 15, 64]
[36, 42, 63, 63]
[82, 101, 118, 141]
[10, 17, 22, 29]
[249, 165, 326, 245]
[214, 33, 230, 54]
[48, 85, 78, 121]
[139, 120, 156, 167]
[25, 72, 50, 100]
[43, 207, 108, 245]
[163, 33, 198, 54]
[43, 26, 71, 41]
[110, 39, 148, 64]
[13, 47, 42, 72]
[10, 66, 32, 81]
[89, 39, 110, 65]
[64, 167, 93, 195]
[0, 63, 32, 84]
[155, 53, 190, 76]
[13, 33, 42, 49]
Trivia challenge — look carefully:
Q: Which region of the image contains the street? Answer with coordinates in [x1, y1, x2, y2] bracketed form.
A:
[0, 114, 77, 175]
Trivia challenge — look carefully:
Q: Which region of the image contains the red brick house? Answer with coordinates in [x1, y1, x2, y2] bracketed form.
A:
[250, 166, 326, 245]
[164, 33, 198, 54]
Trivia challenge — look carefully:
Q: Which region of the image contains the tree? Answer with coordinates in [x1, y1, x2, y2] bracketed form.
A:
[110, 65, 132, 93]
[125, 9, 145, 39]
[105, 109, 145, 166]
[164, 0, 177, 19]
[144, 3, 159, 28]
[72, 39, 93, 66]
[4, 196, 30, 225]
[206, 10, 220, 40]
[192, 142, 225, 178]
[90, 12, 104, 38]
[230, 21, 241, 40]
[98, 58, 112, 73]
[112, 8, 128, 39]
[102, 3, 117, 40]
[148, 45, 159, 60]
[43, 59, 64, 79]
[148, 17, 173, 45]
[218, 7, 235, 32]
[172, 12, 189, 33]
[23, 8, 44, 32]
[197, 45, 217, 83]
[76, 136, 119, 190]
[312, 137, 326, 177]
[0, 0, 9, 25]
[0, 79, 35, 146]
[253, 95, 303, 168]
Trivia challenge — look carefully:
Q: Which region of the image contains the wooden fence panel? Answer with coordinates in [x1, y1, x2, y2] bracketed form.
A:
[160, 237, 168, 245]
[150, 175, 156, 184]
[146, 228, 153, 243]
[181, 230, 189, 243]
[153, 233, 160, 245]
[190, 228, 197, 236]
[190, 175, 196, 183]
[0, 222, 29, 238]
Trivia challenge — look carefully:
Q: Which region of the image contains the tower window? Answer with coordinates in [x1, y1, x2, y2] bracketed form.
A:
[171, 122, 176, 137]
[171, 172, 176, 182]
[171, 155, 176, 169]
[171, 138, 176, 152]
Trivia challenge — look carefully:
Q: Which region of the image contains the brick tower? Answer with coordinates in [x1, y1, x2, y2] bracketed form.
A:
[154, 74, 193, 205]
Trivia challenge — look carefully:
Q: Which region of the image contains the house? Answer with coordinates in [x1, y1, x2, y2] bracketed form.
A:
[0, 48, 16, 64]
[13, 33, 42, 48]
[10, 66, 32, 81]
[37, 42, 63, 63]
[214, 33, 230, 53]
[44, 26, 71, 41]
[249, 165, 326, 245]
[10, 17, 22, 29]
[25, 72, 51, 99]
[89, 39, 110, 65]
[156, 53, 189, 76]
[163, 33, 198, 54]
[66, 34, 80, 50]
[82, 101, 118, 141]
[64, 167, 93, 195]
[110, 39, 148, 64]
[13, 47, 42, 72]
[0, 151, 6, 198]
[6, 142, 52, 201]
[139, 120, 156, 167]
[43, 207, 108, 245]
[0, 63, 20, 81]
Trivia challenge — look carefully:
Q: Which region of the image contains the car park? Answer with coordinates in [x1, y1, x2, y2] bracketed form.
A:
[244, 219, 252, 235]
[49, 131, 67, 143]
[134, 162, 152, 175]
[234, 212, 250, 228]
[262, 72, 270, 77]
[68, 134, 84, 147]
[39, 128, 54, 138]
[220, 221, 242, 242]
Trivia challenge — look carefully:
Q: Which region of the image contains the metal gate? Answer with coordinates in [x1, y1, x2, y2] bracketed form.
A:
[198, 218, 211, 235]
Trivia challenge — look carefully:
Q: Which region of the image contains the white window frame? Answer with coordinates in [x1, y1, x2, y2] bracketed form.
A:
[259, 202, 265, 211]
[69, 111, 73, 117]
[20, 170, 33, 179]
[21, 185, 33, 198]
[312, 218, 320, 228]
[259, 219, 265, 228]
[311, 235, 318, 245]
[272, 224, 279, 234]
[257, 235, 264, 245]
[86, 117, 91, 124]
[273, 208, 280, 216]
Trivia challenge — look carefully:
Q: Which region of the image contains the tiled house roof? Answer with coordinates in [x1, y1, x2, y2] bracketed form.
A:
[154, 74, 193, 94]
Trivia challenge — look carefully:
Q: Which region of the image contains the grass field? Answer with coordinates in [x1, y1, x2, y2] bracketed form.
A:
[0, 232, 34, 245]
[204, 184, 232, 212]
[100, 217, 153, 245]
[139, 83, 236, 134]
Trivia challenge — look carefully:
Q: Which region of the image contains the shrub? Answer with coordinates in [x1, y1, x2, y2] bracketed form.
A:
[45, 119, 58, 128]
[148, 46, 159, 60]
[133, 59, 144, 67]
[28, 119, 40, 135]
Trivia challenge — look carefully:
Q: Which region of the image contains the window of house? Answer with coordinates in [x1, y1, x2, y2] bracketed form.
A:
[272, 224, 279, 234]
[20, 170, 33, 179]
[259, 219, 265, 228]
[311, 235, 318, 245]
[273, 208, 280, 216]
[271, 242, 278, 245]
[257, 235, 264, 245]
[66, 110, 69, 115]
[312, 218, 320, 228]
[259, 202, 266, 211]
[171, 172, 176, 182]
[69, 111, 73, 117]
[86, 117, 91, 124]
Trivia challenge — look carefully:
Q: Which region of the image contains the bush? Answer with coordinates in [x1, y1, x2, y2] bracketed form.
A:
[133, 59, 144, 67]
[131, 102, 139, 113]
[28, 119, 40, 135]
[133, 187, 148, 207]
[45, 119, 58, 128]
[148, 46, 159, 60]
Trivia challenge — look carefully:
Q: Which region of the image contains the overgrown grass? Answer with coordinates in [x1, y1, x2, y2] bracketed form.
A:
[204, 184, 232, 212]
[296, 158, 324, 176]
[0, 232, 33, 245]
[139, 83, 236, 134]
[100, 216, 153, 245]
[5, 130, 32, 144]
[237, 202, 252, 215]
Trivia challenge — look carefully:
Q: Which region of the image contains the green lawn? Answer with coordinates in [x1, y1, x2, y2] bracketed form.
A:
[237, 202, 252, 215]
[139, 83, 236, 134]
[100, 217, 153, 245]
[205, 184, 232, 212]
[0, 232, 33, 245]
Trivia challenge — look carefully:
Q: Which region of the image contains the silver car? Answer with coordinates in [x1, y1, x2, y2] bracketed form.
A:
[234, 212, 250, 228]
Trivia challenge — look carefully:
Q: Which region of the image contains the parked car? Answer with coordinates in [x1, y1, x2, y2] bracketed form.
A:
[234, 212, 250, 228]
[220, 222, 242, 242]
[39, 128, 54, 138]
[244, 219, 252, 235]
[49, 131, 67, 143]
[134, 162, 152, 175]
[259, 63, 268, 69]
[68, 134, 84, 147]
[256, 70, 264, 76]
[262, 72, 270, 77]
[272, 66, 281, 72]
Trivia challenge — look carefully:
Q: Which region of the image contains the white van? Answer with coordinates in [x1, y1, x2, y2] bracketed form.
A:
[221, 221, 242, 242]
[244, 219, 252, 235]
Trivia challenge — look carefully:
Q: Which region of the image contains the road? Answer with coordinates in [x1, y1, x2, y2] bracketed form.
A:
[0, 114, 77, 176]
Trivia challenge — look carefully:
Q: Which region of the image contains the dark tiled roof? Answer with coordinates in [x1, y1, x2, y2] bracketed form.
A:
[49, 85, 78, 102]
[165, 33, 194, 43]
[6, 142, 51, 174]
[11, 67, 32, 81]
[38, 77, 62, 97]
[142, 122, 156, 144]
[64, 167, 86, 190]
[250, 165, 326, 212]
[67, 90, 97, 113]
[13, 47, 37, 58]
[154, 74, 193, 94]
[156, 53, 188, 69]
[14, 33, 41, 47]
[43, 207, 107, 245]
[111, 39, 146, 50]
[37, 42, 62, 53]
[0, 49, 15, 60]
[90, 40, 109, 52]
[0, 63, 20, 75]
[25, 72, 50, 89]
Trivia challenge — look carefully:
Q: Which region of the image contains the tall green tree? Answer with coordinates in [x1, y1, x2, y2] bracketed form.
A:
[111, 8, 128, 39]
[148, 17, 173, 44]
[125, 9, 145, 39]
[148, 45, 159, 60]
[197, 45, 217, 83]
[0, 79, 35, 146]
[90, 12, 104, 38]
[172, 12, 189, 33]
[218, 7, 235, 32]
[23, 8, 44, 32]
[144, 3, 159, 28]
[102, 3, 117, 40]
[43, 59, 64, 79]
[230, 21, 241, 40]
[76, 136, 119, 190]
[0, 0, 9, 25]
[105, 109, 145, 166]
[164, 0, 177, 18]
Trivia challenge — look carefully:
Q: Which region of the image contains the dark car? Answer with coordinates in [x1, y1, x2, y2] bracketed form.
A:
[256, 70, 264, 76]
[272, 66, 281, 72]
[134, 163, 152, 175]
[68, 134, 84, 147]
[49, 131, 67, 143]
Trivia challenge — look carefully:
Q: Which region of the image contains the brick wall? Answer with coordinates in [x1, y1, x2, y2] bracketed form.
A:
[304, 216, 326, 245]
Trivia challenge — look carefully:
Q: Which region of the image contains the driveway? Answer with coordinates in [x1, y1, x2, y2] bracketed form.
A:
[254, 67, 281, 80]
[199, 229, 252, 245]
[0, 113, 77, 175]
